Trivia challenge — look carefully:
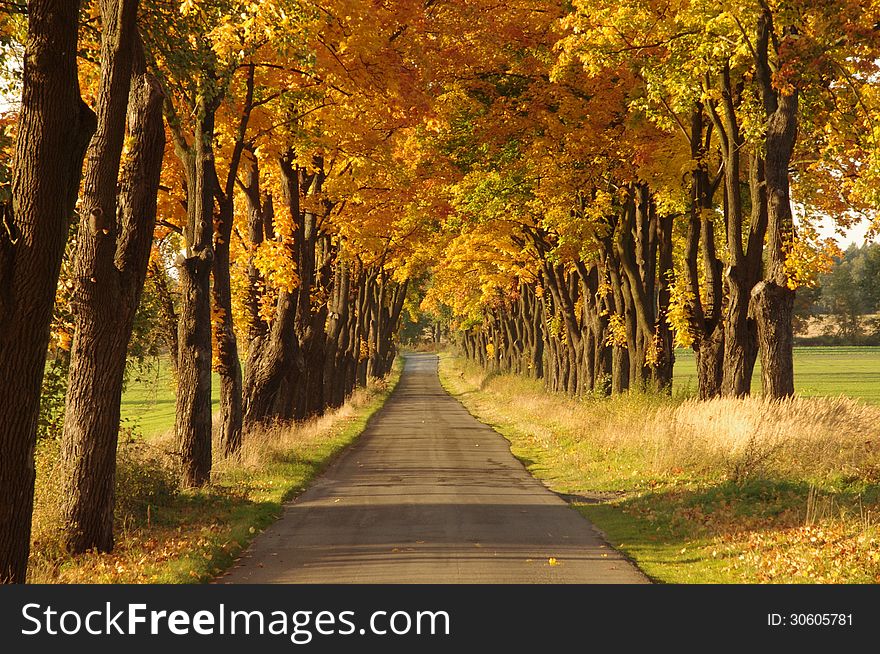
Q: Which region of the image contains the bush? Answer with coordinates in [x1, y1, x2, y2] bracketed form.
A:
[114, 435, 180, 530]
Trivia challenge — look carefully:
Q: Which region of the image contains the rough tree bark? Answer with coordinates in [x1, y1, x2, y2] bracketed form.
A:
[240, 151, 270, 422]
[707, 63, 765, 397]
[322, 259, 349, 409]
[242, 150, 303, 427]
[0, 0, 96, 583]
[616, 184, 659, 389]
[750, 10, 798, 399]
[684, 104, 725, 399]
[62, 29, 165, 553]
[654, 210, 675, 391]
[60, 0, 151, 554]
[172, 86, 217, 488]
[211, 64, 254, 457]
[212, 197, 244, 458]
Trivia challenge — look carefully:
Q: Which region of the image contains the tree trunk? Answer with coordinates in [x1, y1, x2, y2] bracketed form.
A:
[751, 9, 798, 399]
[60, 6, 153, 555]
[322, 261, 348, 409]
[684, 104, 725, 399]
[211, 64, 253, 455]
[751, 280, 794, 397]
[722, 273, 754, 397]
[213, 200, 243, 456]
[706, 62, 763, 397]
[0, 0, 96, 583]
[695, 327, 725, 399]
[653, 211, 675, 391]
[242, 151, 304, 426]
[174, 98, 216, 488]
[176, 254, 213, 486]
[611, 345, 629, 393]
[243, 290, 300, 426]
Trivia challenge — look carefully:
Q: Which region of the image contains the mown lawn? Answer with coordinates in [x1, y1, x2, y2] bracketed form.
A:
[673, 346, 880, 404]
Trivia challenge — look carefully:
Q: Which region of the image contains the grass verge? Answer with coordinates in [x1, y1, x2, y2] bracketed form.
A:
[439, 353, 880, 583]
[29, 359, 401, 583]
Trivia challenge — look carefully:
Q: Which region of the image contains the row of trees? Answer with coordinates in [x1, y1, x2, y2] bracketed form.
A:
[0, 0, 426, 583]
[795, 242, 880, 340]
[426, 1, 880, 401]
[458, 189, 676, 396]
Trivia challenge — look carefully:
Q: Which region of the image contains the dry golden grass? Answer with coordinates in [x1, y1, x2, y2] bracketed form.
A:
[440, 353, 880, 583]
[215, 381, 386, 475]
[651, 396, 880, 483]
[449, 357, 880, 487]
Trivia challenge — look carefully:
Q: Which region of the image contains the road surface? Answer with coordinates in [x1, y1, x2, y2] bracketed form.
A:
[218, 353, 647, 583]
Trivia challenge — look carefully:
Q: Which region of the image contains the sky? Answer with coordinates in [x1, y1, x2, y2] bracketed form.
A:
[799, 204, 877, 250]
[815, 219, 876, 249]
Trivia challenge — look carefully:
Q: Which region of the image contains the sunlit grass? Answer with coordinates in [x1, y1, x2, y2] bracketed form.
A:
[28, 361, 401, 583]
[120, 361, 220, 438]
[673, 346, 880, 404]
[439, 352, 880, 584]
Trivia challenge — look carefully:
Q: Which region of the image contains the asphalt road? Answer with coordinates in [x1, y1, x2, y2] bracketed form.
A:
[218, 353, 648, 583]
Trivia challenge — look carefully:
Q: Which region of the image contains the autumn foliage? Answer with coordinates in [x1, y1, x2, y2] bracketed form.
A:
[1, 0, 879, 582]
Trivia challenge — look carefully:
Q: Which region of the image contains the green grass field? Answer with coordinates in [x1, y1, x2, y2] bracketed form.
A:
[120, 347, 880, 440]
[120, 362, 220, 438]
[673, 346, 880, 404]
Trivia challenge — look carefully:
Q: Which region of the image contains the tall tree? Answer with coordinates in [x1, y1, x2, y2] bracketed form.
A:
[61, 2, 166, 555]
[211, 63, 256, 457]
[0, 0, 96, 582]
[145, 1, 228, 486]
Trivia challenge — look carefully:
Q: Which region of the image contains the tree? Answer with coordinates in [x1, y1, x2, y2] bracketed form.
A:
[0, 0, 96, 583]
[61, 0, 166, 554]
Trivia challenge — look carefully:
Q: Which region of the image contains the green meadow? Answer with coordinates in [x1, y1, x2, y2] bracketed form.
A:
[120, 363, 220, 438]
[673, 346, 880, 404]
[120, 346, 880, 441]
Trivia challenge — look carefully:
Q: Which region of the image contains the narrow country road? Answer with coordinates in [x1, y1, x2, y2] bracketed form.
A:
[218, 354, 648, 583]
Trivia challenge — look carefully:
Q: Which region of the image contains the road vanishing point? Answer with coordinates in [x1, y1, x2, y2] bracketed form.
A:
[219, 353, 648, 583]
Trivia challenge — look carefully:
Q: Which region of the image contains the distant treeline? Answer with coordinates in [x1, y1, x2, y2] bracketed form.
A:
[795, 242, 880, 345]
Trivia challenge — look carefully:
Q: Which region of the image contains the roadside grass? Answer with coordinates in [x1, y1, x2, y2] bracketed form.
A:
[28, 360, 401, 583]
[439, 353, 880, 583]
